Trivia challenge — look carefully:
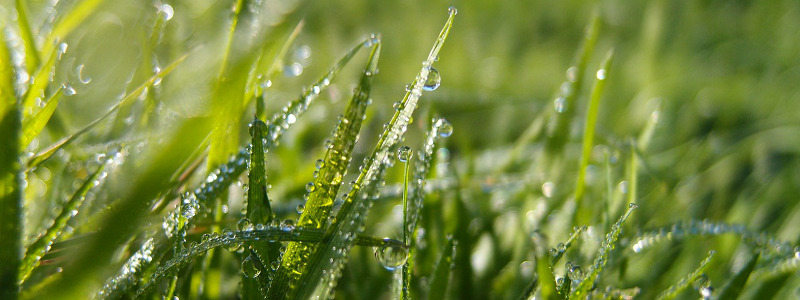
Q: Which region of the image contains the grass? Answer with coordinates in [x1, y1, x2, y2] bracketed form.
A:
[2, 0, 800, 299]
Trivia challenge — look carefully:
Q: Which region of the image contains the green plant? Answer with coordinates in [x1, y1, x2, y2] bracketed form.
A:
[2, 1, 800, 300]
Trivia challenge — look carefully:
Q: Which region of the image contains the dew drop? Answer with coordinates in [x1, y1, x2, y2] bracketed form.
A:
[76, 64, 91, 84]
[554, 97, 567, 113]
[284, 63, 303, 77]
[436, 118, 453, 137]
[241, 255, 260, 278]
[569, 265, 584, 279]
[62, 83, 76, 96]
[566, 66, 578, 82]
[542, 182, 555, 198]
[271, 260, 280, 270]
[422, 67, 441, 91]
[596, 69, 607, 80]
[448, 6, 458, 15]
[285, 114, 297, 125]
[296, 204, 305, 214]
[305, 182, 316, 193]
[281, 219, 296, 231]
[397, 146, 412, 163]
[557, 243, 566, 252]
[374, 243, 408, 271]
[237, 218, 253, 231]
[618, 181, 628, 194]
[629, 202, 638, 209]
[159, 3, 174, 21]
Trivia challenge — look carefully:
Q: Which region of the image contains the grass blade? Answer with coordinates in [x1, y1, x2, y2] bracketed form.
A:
[0, 102, 23, 300]
[655, 250, 715, 300]
[570, 203, 637, 298]
[428, 236, 456, 300]
[14, 0, 40, 75]
[19, 158, 108, 283]
[20, 45, 60, 120]
[716, 252, 759, 300]
[21, 88, 62, 148]
[293, 8, 456, 299]
[267, 39, 381, 299]
[27, 53, 188, 169]
[0, 28, 14, 113]
[45, 0, 105, 54]
[574, 49, 614, 208]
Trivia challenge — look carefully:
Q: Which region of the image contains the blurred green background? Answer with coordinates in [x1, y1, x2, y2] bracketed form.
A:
[5, 0, 800, 298]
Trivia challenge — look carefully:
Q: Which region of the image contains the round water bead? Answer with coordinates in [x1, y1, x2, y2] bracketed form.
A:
[374, 243, 408, 271]
[422, 67, 441, 91]
[397, 146, 413, 162]
[241, 255, 260, 278]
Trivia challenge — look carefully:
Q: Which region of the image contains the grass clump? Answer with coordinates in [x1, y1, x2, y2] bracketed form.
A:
[2, 1, 800, 300]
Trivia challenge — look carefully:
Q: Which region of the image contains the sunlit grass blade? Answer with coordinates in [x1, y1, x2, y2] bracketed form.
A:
[0, 102, 23, 300]
[45, 0, 105, 54]
[19, 158, 108, 283]
[14, 0, 39, 75]
[21, 88, 61, 148]
[535, 250, 559, 300]
[637, 100, 662, 152]
[546, 11, 600, 153]
[27, 53, 188, 169]
[716, 252, 759, 300]
[655, 250, 715, 300]
[570, 203, 636, 298]
[293, 8, 456, 299]
[574, 49, 614, 217]
[0, 28, 15, 114]
[428, 236, 456, 300]
[268, 39, 380, 299]
[550, 225, 586, 266]
[20, 45, 59, 120]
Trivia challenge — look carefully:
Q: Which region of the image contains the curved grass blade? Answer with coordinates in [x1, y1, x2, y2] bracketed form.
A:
[136, 227, 404, 296]
[21, 87, 62, 148]
[293, 8, 456, 300]
[716, 252, 759, 300]
[27, 53, 188, 169]
[655, 250, 715, 300]
[18, 158, 108, 282]
[14, 0, 39, 75]
[0, 102, 23, 300]
[570, 203, 637, 299]
[45, 0, 105, 54]
[574, 49, 614, 212]
[20, 44, 60, 120]
[428, 236, 456, 300]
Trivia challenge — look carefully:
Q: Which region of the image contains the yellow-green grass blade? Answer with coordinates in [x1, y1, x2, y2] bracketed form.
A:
[14, 0, 39, 75]
[45, 0, 105, 55]
[0, 101, 23, 300]
[655, 251, 715, 300]
[21, 87, 62, 148]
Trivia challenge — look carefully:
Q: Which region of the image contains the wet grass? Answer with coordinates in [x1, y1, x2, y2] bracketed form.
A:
[2, 1, 800, 299]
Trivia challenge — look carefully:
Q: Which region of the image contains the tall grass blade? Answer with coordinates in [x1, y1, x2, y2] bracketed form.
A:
[655, 250, 715, 300]
[428, 236, 456, 300]
[45, 0, 105, 54]
[293, 8, 456, 299]
[20, 45, 59, 120]
[27, 54, 187, 169]
[14, 0, 39, 75]
[0, 102, 23, 300]
[268, 39, 381, 299]
[19, 158, 108, 283]
[716, 252, 759, 300]
[21, 88, 62, 148]
[0, 29, 15, 115]
[570, 203, 637, 298]
[574, 49, 614, 215]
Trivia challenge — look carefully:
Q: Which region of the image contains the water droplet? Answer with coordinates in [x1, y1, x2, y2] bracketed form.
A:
[281, 219, 296, 231]
[305, 182, 316, 193]
[374, 243, 408, 271]
[57, 43, 68, 59]
[629, 202, 638, 209]
[285, 114, 296, 124]
[284, 63, 303, 77]
[241, 255, 260, 278]
[405, 84, 413, 92]
[392, 101, 404, 110]
[554, 97, 567, 113]
[237, 218, 253, 231]
[159, 3, 174, 21]
[422, 67, 441, 91]
[271, 260, 280, 270]
[436, 118, 453, 137]
[296, 204, 305, 214]
[542, 182, 555, 198]
[76, 64, 91, 84]
[448, 6, 458, 15]
[566, 66, 578, 82]
[557, 243, 566, 252]
[596, 69, 607, 80]
[569, 265, 584, 279]
[397, 146, 412, 162]
[62, 83, 76, 96]
[618, 181, 628, 194]
[700, 286, 713, 299]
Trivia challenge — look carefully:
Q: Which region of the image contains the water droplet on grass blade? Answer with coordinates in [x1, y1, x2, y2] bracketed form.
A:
[375, 243, 408, 271]
[554, 97, 567, 113]
[423, 67, 441, 91]
[159, 3, 174, 21]
[435, 118, 453, 137]
[63, 83, 76, 95]
[397, 146, 412, 162]
[448, 6, 458, 15]
[242, 255, 260, 278]
[237, 218, 253, 231]
[596, 69, 607, 80]
[542, 182, 555, 198]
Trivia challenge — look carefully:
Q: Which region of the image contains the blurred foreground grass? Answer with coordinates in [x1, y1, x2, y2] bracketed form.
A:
[2, 0, 800, 299]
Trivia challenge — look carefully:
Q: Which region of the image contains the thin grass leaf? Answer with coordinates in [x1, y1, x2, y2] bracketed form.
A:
[18, 158, 108, 283]
[570, 202, 637, 299]
[0, 102, 23, 300]
[428, 236, 456, 300]
[27, 53, 188, 169]
[546, 11, 600, 153]
[655, 250, 715, 300]
[293, 9, 456, 299]
[267, 39, 381, 299]
[21, 87, 61, 148]
[716, 252, 759, 300]
[574, 49, 614, 214]
[0, 28, 15, 113]
[14, 0, 39, 75]
[20, 44, 59, 120]
[637, 100, 662, 152]
[536, 250, 560, 300]
[45, 0, 105, 54]
[550, 225, 586, 266]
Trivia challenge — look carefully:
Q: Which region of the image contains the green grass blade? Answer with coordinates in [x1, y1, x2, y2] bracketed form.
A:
[293, 9, 456, 299]
[716, 252, 759, 300]
[21, 87, 62, 148]
[550, 225, 586, 266]
[27, 54, 188, 169]
[268, 40, 380, 299]
[0, 102, 23, 300]
[655, 250, 715, 300]
[45, 0, 105, 54]
[0, 28, 15, 113]
[428, 236, 456, 300]
[570, 203, 636, 298]
[19, 158, 108, 283]
[242, 117, 274, 299]
[14, 0, 39, 75]
[574, 49, 614, 214]
[20, 46, 59, 120]
[546, 11, 600, 153]
[536, 249, 559, 300]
